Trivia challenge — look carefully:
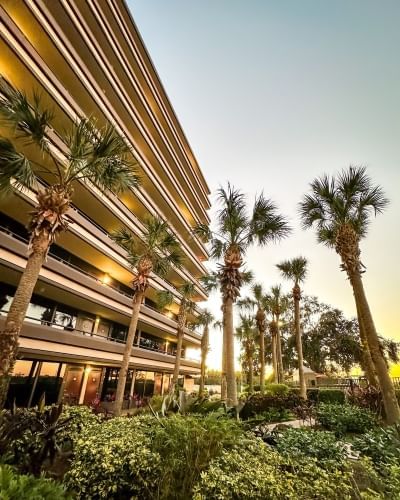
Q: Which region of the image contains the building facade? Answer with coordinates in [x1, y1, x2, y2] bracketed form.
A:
[0, 0, 210, 407]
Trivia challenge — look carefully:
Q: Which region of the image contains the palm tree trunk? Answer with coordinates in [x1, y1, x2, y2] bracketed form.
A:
[259, 327, 265, 393]
[248, 353, 254, 393]
[114, 290, 144, 416]
[221, 307, 227, 401]
[351, 272, 400, 424]
[271, 330, 278, 383]
[0, 232, 49, 408]
[199, 325, 209, 396]
[224, 297, 238, 406]
[294, 295, 307, 399]
[276, 317, 284, 383]
[170, 328, 184, 394]
[355, 301, 378, 388]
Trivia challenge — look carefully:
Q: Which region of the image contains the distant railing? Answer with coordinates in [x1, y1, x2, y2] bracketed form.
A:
[0, 224, 201, 334]
[0, 311, 199, 362]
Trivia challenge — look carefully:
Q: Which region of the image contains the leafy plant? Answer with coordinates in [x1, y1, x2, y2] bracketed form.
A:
[275, 428, 346, 465]
[352, 425, 400, 465]
[315, 403, 376, 436]
[193, 438, 355, 499]
[0, 464, 71, 499]
[264, 383, 290, 396]
[0, 399, 74, 476]
[240, 391, 301, 420]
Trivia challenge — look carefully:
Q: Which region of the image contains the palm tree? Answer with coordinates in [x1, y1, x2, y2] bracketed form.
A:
[0, 79, 140, 407]
[238, 284, 269, 393]
[299, 166, 400, 423]
[111, 217, 182, 415]
[265, 286, 289, 383]
[194, 184, 290, 406]
[157, 281, 197, 394]
[196, 309, 215, 396]
[277, 257, 308, 399]
[235, 315, 258, 393]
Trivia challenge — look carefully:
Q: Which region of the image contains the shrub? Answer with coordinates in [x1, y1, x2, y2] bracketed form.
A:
[275, 428, 346, 465]
[0, 403, 77, 476]
[265, 383, 290, 396]
[240, 392, 301, 420]
[187, 399, 225, 415]
[150, 413, 242, 499]
[318, 389, 345, 404]
[352, 426, 400, 465]
[58, 405, 101, 443]
[315, 403, 376, 436]
[65, 413, 243, 499]
[193, 438, 355, 499]
[0, 464, 71, 499]
[64, 415, 159, 499]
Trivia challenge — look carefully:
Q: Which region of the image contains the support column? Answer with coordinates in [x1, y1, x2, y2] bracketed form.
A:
[79, 366, 90, 405]
[136, 329, 142, 346]
[27, 361, 42, 408]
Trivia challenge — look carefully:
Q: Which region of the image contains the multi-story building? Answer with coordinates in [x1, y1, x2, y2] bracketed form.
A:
[0, 0, 210, 408]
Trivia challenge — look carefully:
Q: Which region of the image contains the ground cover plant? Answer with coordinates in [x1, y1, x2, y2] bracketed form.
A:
[315, 402, 377, 436]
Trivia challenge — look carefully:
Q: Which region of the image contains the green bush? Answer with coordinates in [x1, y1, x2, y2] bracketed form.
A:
[58, 405, 101, 443]
[265, 383, 290, 396]
[187, 399, 225, 415]
[150, 413, 242, 499]
[352, 425, 400, 465]
[318, 389, 345, 404]
[275, 428, 346, 465]
[240, 391, 301, 420]
[315, 403, 376, 436]
[65, 413, 243, 499]
[0, 464, 71, 499]
[193, 438, 355, 499]
[64, 415, 159, 499]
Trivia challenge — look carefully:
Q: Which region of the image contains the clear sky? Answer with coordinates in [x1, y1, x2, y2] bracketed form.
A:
[131, 1, 400, 369]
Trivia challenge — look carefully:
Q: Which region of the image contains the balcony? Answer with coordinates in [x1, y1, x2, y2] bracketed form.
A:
[0, 226, 202, 344]
[0, 315, 200, 371]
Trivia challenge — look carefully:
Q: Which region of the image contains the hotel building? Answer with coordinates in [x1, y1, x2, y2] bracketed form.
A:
[0, 0, 210, 407]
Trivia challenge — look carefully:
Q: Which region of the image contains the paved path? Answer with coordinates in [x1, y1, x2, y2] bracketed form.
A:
[266, 418, 315, 430]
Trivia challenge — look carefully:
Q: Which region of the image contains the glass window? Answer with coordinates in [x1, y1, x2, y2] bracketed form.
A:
[53, 305, 77, 330]
[109, 323, 128, 342]
[26, 303, 53, 325]
[12, 360, 33, 377]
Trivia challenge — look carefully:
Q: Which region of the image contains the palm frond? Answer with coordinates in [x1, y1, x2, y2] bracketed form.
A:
[276, 256, 308, 284]
[156, 290, 174, 310]
[192, 222, 212, 242]
[110, 227, 136, 252]
[0, 137, 37, 195]
[0, 78, 52, 149]
[241, 269, 254, 285]
[217, 183, 248, 244]
[200, 273, 219, 293]
[248, 194, 291, 246]
[68, 119, 140, 193]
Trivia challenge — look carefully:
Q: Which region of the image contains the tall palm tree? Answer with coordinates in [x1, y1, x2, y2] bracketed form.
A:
[277, 257, 308, 399]
[157, 281, 197, 394]
[196, 309, 215, 396]
[235, 315, 258, 394]
[0, 79, 140, 407]
[265, 285, 289, 383]
[194, 185, 290, 406]
[111, 217, 182, 415]
[299, 166, 400, 423]
[238, 284, 269, 393]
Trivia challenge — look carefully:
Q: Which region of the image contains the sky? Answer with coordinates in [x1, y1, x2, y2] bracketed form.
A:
[131, 1, 400, 369]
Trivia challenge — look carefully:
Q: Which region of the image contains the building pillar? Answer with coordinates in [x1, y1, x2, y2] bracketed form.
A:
[78, 366, 90, 404]
[136, 329, 141, 346]
[128, 368, 137, 408]
[57, 364, 69, 404]
[27, 361, 42, 408]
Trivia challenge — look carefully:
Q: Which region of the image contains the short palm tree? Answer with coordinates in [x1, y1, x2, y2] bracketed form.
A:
[194, 184, 290, 406]
[196, 309, 215, 396]
[111, 217, 182, 415]
[299, 166, 399, 423]
[277, 257, 308, 399]
[0, 79, 140, 407]
[238, 284, 269, 393]
[265, 285, 289, 383]
[235, 315, 258, 393]
[157, 281, 197, 394]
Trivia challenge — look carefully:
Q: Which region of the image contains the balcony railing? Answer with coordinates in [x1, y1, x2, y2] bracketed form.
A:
[0, 225, 202, 335]
[0, 311, 200, 362]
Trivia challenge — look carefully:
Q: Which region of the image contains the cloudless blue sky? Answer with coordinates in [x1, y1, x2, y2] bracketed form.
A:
[131, 0, 400, 368]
